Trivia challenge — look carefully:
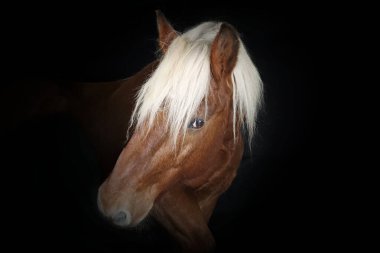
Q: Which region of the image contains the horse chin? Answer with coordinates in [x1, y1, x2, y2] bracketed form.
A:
[128, 203, 154, 227]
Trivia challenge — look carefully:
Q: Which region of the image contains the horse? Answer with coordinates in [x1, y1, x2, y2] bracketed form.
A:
[95, 11, 263, 252]
[3, 10, 262, 252]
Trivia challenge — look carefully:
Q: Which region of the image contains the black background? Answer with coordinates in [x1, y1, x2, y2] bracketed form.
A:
[2, 1, 332, 252]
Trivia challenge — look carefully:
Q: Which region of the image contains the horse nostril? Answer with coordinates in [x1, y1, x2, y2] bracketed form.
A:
[113, 211, 126, 222]
[112, 211, 131, 226]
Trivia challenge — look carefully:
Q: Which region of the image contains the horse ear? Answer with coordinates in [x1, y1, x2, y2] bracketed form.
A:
[156, 10, 178, 53]
[210, 23, 240, 83]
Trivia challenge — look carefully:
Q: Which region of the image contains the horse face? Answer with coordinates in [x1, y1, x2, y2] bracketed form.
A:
[97, 88, 232, 227]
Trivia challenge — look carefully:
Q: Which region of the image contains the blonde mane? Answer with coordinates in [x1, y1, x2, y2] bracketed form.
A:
[130, 22, 263, 145]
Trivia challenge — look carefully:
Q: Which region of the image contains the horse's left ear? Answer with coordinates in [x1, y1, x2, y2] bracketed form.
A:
[210, 23, 240, 83]
[156, 10, 178, 53]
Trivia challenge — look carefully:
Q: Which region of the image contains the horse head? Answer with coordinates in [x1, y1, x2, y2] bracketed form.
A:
[98, 10, 262, 251]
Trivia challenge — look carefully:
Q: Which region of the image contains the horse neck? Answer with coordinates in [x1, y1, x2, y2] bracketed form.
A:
[109, 60, 159, 107]
[68, 60, 159, 173]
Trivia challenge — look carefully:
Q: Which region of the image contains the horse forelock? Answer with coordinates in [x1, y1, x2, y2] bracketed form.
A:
[130, 21, 263, 146]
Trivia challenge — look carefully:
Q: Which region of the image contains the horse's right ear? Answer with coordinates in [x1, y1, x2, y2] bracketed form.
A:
[156, 10, 178, 53]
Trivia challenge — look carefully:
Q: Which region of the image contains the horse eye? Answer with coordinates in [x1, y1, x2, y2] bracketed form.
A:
[188, 118, 205, 129]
